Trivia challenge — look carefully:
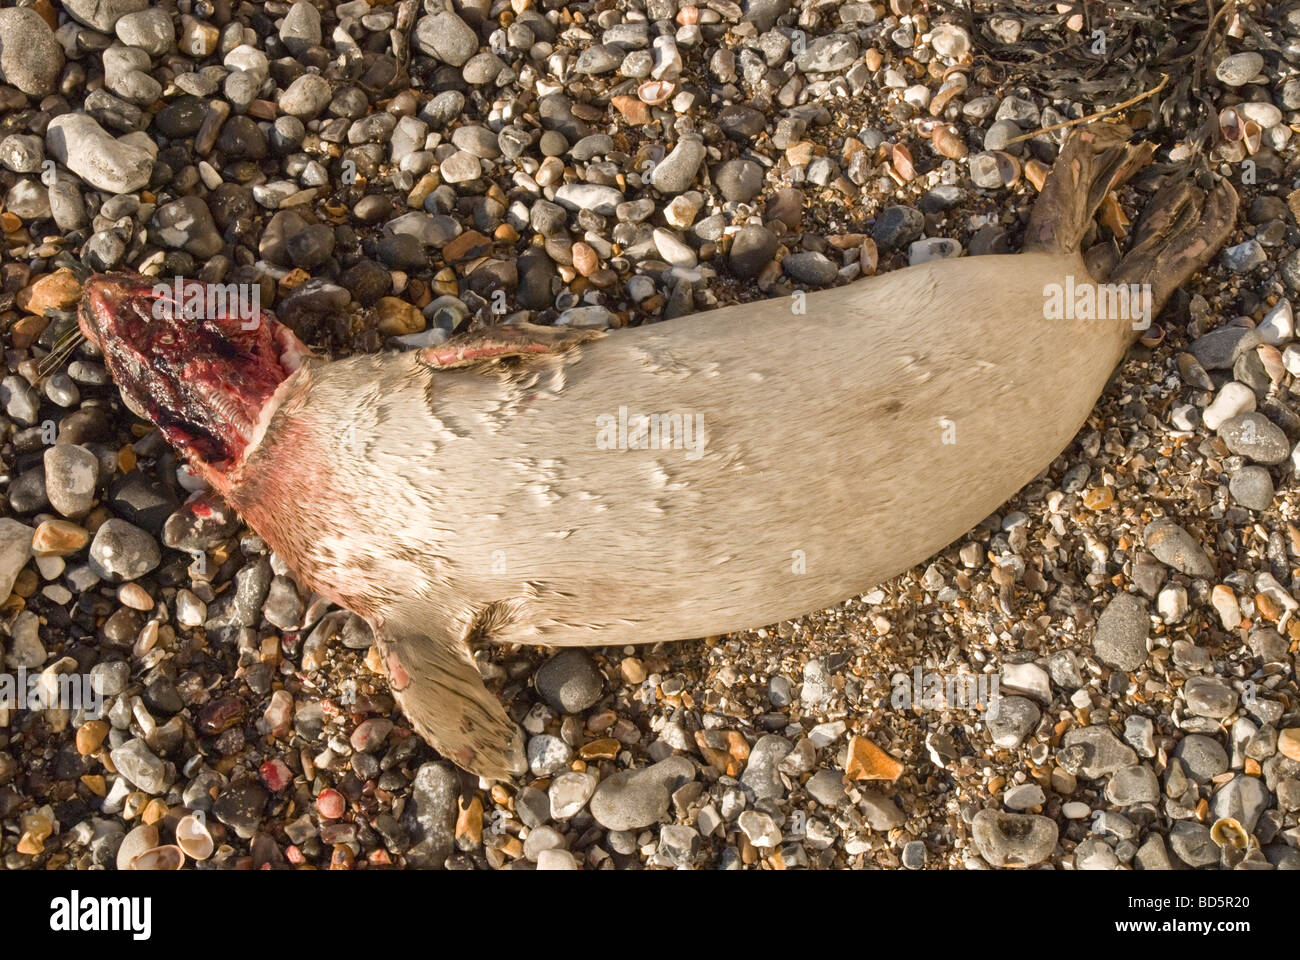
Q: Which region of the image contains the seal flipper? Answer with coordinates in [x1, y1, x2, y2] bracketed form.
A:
[1107, 177, 1238, 323]
[372, 619, 527, 780]
[1021, 123, 1155, 256]
[418, 321, 605, 370]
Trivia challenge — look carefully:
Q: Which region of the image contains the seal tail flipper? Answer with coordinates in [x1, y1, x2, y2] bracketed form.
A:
[1021, 123, 1156, 256]
[371, 619, 527, 780]
[1107, 176, 1239, 322]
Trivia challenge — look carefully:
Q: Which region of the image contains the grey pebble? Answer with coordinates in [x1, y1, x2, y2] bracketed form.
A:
[1092, 592, 1150, 670]
[534, 649, 604, 714]
[44, 444, 99, 520]
[1144, 519, 1215, 577]
[1218, 412, 1290, 464]
[715, 158, 764, 203]
[971, 809, 1057, 866]
[728, 224, 777, 279]
[589, 755, 693, 831]
[0, 134, 44, 174]
[1189, 326, 1260, 370]
[279, 0, 322, 51]
[109, 739, 169, 795]
[0, 7, 63, 96]
[555, 183, 623, 216]
[402, 761, 458, 867]
[651, 138, 706, 194]
[1210, 775, 1270, 831]
[1169, 820, 1219, 867]
[1002, 783, 1046, 810]
[89, 519, 160, 581]
[1, 376, 40, 427]
[795, 36, 858, 72]
[741, 734, 793, 800]
[1221, 239, 1266, 272]
[1061, 726, 1138, 778]
[1229, 465, 1274, 510]
[204, 556, 272, 629]
[782, 251, 837, 285]
[1105, 765, 1159, 806]
[1184, 676, 1238, 718]
[46, 114, 155, 194]
[526, 734, 572, 776]
[1215, 51, 1263, 86]
[114, 8, 174, 56]
[871, 205, 924, 250]
[986, 695, 1039, 748]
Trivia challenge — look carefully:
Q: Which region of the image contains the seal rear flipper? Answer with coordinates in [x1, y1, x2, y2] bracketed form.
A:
[1021, 123, 1155, 256]
[1108, 177, 1239, 323]
[417, 322, 605, 370]
[371, 620, 527, 780]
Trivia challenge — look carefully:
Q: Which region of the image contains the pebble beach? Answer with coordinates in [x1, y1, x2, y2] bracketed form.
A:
[0, 0, 1299, 872]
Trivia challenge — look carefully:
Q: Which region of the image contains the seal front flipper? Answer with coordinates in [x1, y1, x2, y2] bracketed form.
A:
[371, 619, 526, 780]
[417, 321, 605, 369]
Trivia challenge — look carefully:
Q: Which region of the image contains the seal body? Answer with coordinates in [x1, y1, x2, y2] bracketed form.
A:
[80, 125, 1238, 777]
[236, 251, 1129, 648]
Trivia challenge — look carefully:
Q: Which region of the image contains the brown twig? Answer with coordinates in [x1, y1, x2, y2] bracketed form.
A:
[1002, 72, 1171, 145]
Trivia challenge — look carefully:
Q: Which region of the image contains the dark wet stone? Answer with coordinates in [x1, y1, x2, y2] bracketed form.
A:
[154, 96, 207, 137]
[204, 556, 272, 629]
[717, 104, 767, 140]
[871, 205, 924, 250]
[534, 650, 604, 714]
[109, 472, 179, 537]
[728, 224, 777, 279]
[213, 782, 269, 839]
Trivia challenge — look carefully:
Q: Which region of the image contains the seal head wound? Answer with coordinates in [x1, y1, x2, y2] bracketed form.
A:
[78, 273, 311, 494]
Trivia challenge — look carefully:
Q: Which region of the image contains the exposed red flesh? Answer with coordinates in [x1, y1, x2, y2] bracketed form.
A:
[77, 273, 304, 487]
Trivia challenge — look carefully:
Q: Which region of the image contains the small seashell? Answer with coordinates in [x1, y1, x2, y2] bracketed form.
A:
[995, 151, 1021, 187]
[176, 812, 215, 861]
[1242, 119, 1262, 155]
[1139, 324, 1165, 348]
[637, 79, 675, 105]
[859, 237, 878, 276]
[676, 5, 699, 25]
[931, 125, 967, 159]
[1024, 158, 1049, 192]
[130, 844, 185, 870]
[1257, 344, 1285, 384]
[1219, 106, 1243, 142]
[929, 87, 958, 116]
[1098, 192, 1130, 240]
[1209, 817, 1250, 850]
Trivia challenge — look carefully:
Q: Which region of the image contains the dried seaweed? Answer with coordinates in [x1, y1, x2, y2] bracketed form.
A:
[934, 0, 1269, 152]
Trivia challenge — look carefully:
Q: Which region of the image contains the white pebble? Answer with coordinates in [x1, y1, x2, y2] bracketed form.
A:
[1284, 344, 1300, 376]
[1157, 583, 1188, 624]
[1257, 299, 1294, 345]
[1202, 381, 1256, 431]
[1000, 662, 1052, 703]
[535, 848, 579, 870]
